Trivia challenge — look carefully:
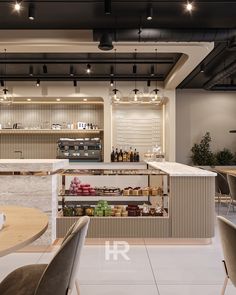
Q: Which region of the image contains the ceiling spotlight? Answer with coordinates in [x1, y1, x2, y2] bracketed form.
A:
[104, 0, 111, 15]
[98, 32, 113, 51]
[29, 65, 34, 76]
[133, 64, 137, 74]
[200, 64, 205, 73]
[0, 80, 4, 87]
[27, 98, 31, 102]
[150, 65, 155, 76]
[83, 98, 87, 102]
[146, 6, 153, 21]
[56, 98, 61, 102]
[147, 80, 151, 87]
[110, 65, 114, 76]
[36, 79, 40, 87]
[28, 3, 35, 20]
[70, 65, 74, 76]
[86, 64, 91, 74]
[14, 1, 22, 12]
[73, 79, 77, 87]
[43, 64, 48, 74]
[186, 2, 193, 12]
[110, 78, 114, 87]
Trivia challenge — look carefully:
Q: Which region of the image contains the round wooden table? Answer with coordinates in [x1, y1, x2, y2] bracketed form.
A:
[0, 206, 48, 257]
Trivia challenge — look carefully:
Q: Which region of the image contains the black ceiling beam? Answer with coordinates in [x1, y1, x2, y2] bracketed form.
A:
[0, 75, 164, 81]
[0, 0, 234, 3]
[0, 58, 174, 65]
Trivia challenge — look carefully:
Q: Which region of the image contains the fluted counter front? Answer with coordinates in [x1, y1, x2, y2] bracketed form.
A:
[148, 162, 216, 241]
[0, 159, 68, 245]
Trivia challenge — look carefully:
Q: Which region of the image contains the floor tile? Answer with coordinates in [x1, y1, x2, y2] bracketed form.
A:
[78, 245, 155, 285]
[158, 284, 236, 295]
[78, 285, 159, 295]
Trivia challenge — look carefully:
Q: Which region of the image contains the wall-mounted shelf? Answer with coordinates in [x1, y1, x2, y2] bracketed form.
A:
[0, 129, 103, 135]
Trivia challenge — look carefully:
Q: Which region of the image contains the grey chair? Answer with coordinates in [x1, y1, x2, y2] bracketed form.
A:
[214, 172, 230, 213]
[0, 216, 90, 295]
[218, 216, 236, 294]
[227, 174, 236, 215]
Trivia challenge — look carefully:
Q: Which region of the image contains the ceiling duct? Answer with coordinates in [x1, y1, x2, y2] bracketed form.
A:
[94, 29, 236, 43]
[204, 60, 236, 90]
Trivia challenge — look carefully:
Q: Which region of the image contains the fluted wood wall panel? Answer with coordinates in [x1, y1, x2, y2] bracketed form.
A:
[170, 176, 215, 238]
[0, 104, 103, 159]
[57, 217, 170, 238]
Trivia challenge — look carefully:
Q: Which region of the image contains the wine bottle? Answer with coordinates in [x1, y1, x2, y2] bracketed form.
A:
[111, 147, 115, 162]
[118, 149, 123, 162]
[115, 148, 119, 162]
[123, 149, 127, 162]
[136, 151, 140, 162]
[130, 147, 134, 162]
[134, 148, 137, 162]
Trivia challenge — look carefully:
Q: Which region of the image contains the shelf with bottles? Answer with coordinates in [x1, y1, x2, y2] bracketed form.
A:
[111, 146, 140, 162]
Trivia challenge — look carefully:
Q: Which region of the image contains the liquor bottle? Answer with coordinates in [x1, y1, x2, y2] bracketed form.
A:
[118, 149, 123, 162]
[115, 148, 119, 162]
[111, 147, 115, 162]
[130, 147, 134, 162]
[127, 148, 130, 162]
[136, 152, 140, 162]
[123, 148, 127, 162]
[134, 148, 137, 162]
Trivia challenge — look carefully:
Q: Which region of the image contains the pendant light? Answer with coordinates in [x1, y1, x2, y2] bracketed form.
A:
[111, 49, 122, 102]
[149, 49, 163, 104]
[129, 49, 142, 102]
[0, 49, 13, 104]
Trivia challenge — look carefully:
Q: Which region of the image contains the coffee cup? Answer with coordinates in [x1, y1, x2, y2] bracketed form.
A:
[0, 213, 6, 230]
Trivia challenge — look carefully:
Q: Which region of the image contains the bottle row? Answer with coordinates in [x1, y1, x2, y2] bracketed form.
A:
[111, 147, 140, 162]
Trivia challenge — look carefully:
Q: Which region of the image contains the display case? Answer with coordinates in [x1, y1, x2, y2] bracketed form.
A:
[56, 167, 170, 238]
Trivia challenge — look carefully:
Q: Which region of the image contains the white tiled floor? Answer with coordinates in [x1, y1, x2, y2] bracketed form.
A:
[1, 205, 236, 295]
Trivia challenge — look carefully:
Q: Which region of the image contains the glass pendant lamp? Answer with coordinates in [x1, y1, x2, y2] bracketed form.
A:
[0, 49, 13, 105]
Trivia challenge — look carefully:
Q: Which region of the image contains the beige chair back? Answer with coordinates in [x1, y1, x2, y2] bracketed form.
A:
[218, 216, 236, 287]
[227, 174, 236, 202]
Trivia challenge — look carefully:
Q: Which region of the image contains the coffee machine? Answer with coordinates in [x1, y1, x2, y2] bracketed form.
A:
[57, 138, 102, 161]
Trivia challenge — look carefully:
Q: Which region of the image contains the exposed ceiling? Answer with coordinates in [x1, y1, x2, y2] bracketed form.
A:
[0, 0, 235, 90]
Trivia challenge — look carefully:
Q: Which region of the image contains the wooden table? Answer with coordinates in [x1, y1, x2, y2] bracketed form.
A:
[0, 206, 48, 257]
[216, 168, 236, 177]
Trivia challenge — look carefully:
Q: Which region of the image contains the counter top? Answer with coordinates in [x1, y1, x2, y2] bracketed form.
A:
[0, 159, 69, 172]
[147, 162, 216, 177]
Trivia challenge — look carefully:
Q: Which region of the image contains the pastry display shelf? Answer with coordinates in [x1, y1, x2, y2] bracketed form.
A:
[60, 168, 166, 176]
[0, 129, 103, 135]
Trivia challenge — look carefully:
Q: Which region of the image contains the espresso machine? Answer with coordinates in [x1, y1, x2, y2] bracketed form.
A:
[57, 138, 102, 161]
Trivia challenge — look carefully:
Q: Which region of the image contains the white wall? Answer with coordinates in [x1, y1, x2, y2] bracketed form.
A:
[176, 89, 236, 164]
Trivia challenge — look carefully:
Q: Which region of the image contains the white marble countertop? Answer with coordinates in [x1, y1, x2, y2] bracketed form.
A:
[147, 161, 216, 177]
[0, 159, 69, 172]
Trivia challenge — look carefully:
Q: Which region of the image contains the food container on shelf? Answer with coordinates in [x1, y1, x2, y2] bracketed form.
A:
[151, 187, 158, 196]
[74, 207, 84, 216]
[85, 207, 94, 216]
[142, 187, 149, 196]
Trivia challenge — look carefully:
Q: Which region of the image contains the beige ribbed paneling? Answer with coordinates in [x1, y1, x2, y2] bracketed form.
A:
[57, 217, 170, 238]
[0, 104, 103, 159]
[170, 176, 215, 238]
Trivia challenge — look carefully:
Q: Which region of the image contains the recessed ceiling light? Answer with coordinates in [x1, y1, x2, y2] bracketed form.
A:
[83, 98, 87, 102]
[27, 98, 31, 101]
[86, 64, 91, 74]
[186, 2, 193, 12]
[56, 98, 61, 102]
[14, 1, 22, 12]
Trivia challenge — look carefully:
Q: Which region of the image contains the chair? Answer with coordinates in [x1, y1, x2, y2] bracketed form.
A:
[0, 216, 90, 295]
[227, 174, 236, 214]
[214, 171, 230, 213]
[218, 216, 236, 295]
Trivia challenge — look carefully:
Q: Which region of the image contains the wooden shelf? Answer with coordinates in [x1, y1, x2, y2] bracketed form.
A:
[0, 129, 103, 135]
[59, 195, 150, 202]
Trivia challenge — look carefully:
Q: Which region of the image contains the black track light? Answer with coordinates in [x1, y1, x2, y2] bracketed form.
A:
[98, 32, 113, 51]
[28, 3, 35, 20]
[70, 65, 74, 77]
[73, 79, 77, 87]
[133, 64, 137, 74]
[0, 80, 4, 87]
[36, 79, 40, 87]
[146, 6, 153, 21]
[200, 64, 205, 73]
[110, 78, 114, 87]
[110, 65, 114, 76]
[86, 64, 91, 74]
[104, 0, 111, 14]
[147, 80, 151, 87]
[43, 64, 48, 74]
[150, 65, 155, 76]
[29, 65, 34, 76]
